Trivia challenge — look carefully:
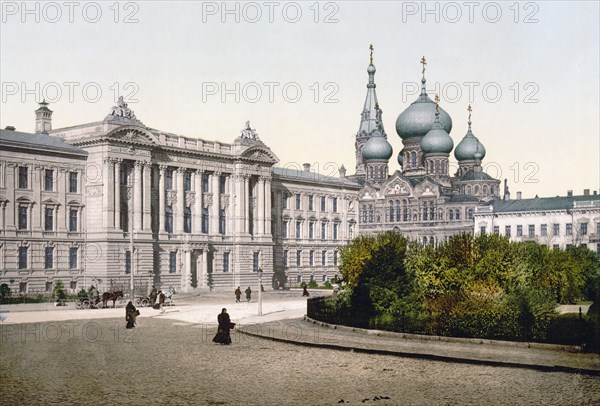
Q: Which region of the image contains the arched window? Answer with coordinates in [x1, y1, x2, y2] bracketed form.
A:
[422, 236, 428, 245]
[410, 151, 417, 167]
[474, 185, 480, 195]
[430, 202, 435, 220]
[395, 200, 401, 222]
[388, 201, 394, 222]
[422, 204, 428, 220]
[435, 160, 440, 174]
[368, 205, 374, 223]
[466, 185, 472, 195]
[483, 185, 489, 195]
[403, 200, 408, 221]
[429, 236, 435, 245]
[467, 208, 474, 220]
[449, 210, 454, 220]
[455, 209, 461, 220]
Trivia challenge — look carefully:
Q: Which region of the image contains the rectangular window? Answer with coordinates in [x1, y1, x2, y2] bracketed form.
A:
[223, 252, 230, 272]
[528, 224, 535, 237]
[125, 251, 131, 274]
[281, 192, 288, 209]
[580, 243, 587, 248]
[332, 197, 338, 213]
[219, 208, 226, 235]
[202, 173, 210, 193]
[597, 222, 600, 235]
[44, 169, 54, 191]
[308, 222, 314, 240]
[19, 282, 27, 294]
[295, 194, 301, 210]
[45, 247, 54, 269]
[333, 251, 338, 266]
[69, 209, 78, 232]
[517, 225, 523, 237]
[184, 171, 192, 192]
[281, 220, 287, 238]
[46, 282, 53, 292]
[201, 207, 209, 234]
[296, 221, 301, 239]
[541, 224, 547, 236]
[69, 247, 78, 269]
[553, 244, 560, 250]
[169, 251, 177, 273]
[308, 195, 314, 211]
[219, 176, 226, 194]
[597, 243, 600, 255]
[253, 252, 259, 272]
[184, 207, 192, 233]
[309, 250, 314, 266]
[553, 223, 560, 236]
[165, 169, 173, 190]
[296, 250, 301, 266]
[18, 166, 28, 189]
[18, 246, 28, 269]
[480, 226, 486, 235]
[165, 206, 173, 233]
[283, 250, 288, 267]
[321, 196, 326, 211]
[493, 226, 499, 234]
[44, 207, 54, 231]
[19, 206, 28, 230]
[69, 172, 78, 193]
[333, 223, 339, 240]
[566, 223, 572, 236]
[322, 250, 326, 266]
[321, 222, 326, 240]
[505, 225, 511, 238]
[581, 223, 588, 235]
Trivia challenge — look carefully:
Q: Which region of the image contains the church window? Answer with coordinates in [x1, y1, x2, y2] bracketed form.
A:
[466, 185, 472, 195]
[483, 185, 489, 195]
[467, 209, 474, 220]
[449, 210, 454, 220]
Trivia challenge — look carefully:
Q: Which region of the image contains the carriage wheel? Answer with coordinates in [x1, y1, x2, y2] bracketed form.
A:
[141, 298, 149, 307]
[76, 301, 83, 310]
[81, 300, 91, 309]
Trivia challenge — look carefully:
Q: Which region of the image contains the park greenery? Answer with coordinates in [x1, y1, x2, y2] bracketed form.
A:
[311, 232, 600, 349]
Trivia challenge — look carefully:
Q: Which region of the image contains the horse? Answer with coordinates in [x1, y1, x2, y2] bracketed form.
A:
[102, 291, 124, 308]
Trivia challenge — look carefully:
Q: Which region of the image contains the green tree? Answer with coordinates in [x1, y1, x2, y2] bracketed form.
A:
[53, 280, 65, 300]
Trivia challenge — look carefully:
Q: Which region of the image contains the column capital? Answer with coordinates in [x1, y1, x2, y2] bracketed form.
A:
[158, 164, 169, 171]
[176, 167, 187, 174]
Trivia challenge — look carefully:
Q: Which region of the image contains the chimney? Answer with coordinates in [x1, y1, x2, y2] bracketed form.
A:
[4, 126, 15, 131]
[583, 189, 590, 196]
[516, 191, 522, 200]
[503, 179, 510, 201]
[303, 163, 311, 172]
[338, 165, 346, 179]
[35, 100, 53, 134]
[567, 190, 573, 197]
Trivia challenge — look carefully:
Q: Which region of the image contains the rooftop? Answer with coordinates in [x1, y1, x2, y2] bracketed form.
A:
[0, 129, 88, 157]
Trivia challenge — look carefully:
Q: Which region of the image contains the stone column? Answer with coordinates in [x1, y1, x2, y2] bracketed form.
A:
[201, 249, 208, 288]
[210, 172, 221, 235]
[114, 159, 122, 230]
[244, 175, 250, 234]
[142, 163, 151, 231]
[183, 249, 192, 291]
[158, 165, 166, 233]
[257, 177, 265, 235]
[175, 168, 185, 234]
[193, 170, 202, 234]
[102, 158, 114, 229]
[134, 162, 143, 231]
[264, 178, 272, 236]
[0, 201, 5, 231]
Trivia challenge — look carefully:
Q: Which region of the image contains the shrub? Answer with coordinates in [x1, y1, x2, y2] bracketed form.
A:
[547, 313, 597, 347]
[308, 280, 318, 289]
[323, 280, 333, 289]
[0, 283, 12, 299]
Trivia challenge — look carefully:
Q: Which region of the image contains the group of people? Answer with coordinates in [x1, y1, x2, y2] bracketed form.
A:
[234, 287, 253, 302]
[124, 285, 176, 329]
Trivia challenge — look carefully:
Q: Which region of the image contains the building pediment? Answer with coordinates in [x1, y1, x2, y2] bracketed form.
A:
[239, 145, 279, 164]
[414, 179, 441, 198]
[382, 179, 412, 196]
[105, 126, 159, 146]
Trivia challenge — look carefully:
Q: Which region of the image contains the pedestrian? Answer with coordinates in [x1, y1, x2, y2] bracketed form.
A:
[155, 291, 165, 313]
[212, 308, 234, 345]
[125, 301, 138, 329]
[235, 287, 242, 303]
[245, 287, 252, 302]
[302, 286, 310, 297]
[148, 285, 157, 306]
[260, 284, 265, 292]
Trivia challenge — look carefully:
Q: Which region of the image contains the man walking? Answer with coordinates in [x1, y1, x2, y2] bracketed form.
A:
[245, 287, 252, 302]
[235, 287, 242, 303]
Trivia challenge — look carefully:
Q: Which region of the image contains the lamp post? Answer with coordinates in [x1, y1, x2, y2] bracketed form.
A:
[127, 175, 135, 302]
[257, 268, 263, 316]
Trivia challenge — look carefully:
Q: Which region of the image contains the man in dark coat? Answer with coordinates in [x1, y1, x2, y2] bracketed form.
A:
[125, 301, 138, 329]
[212, 308, 233, 345]
[235, 287, 242, 303]
[245, 287, 252, 302]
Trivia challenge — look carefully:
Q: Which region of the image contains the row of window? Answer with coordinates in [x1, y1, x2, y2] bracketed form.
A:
[17, 167, 79, 193]
[293, 274, 336, 284]
[18, 206, 80, 232]
[161, 170, 226, 194]
[163, 206, 226, 234]
[281, 220, 342, 240]
[362, 204, 473, 223]
[483, 222, 600, 238]
[282, 192, 339, 212]
[17, 246, 79, 269]
[283, 249, 339, 267]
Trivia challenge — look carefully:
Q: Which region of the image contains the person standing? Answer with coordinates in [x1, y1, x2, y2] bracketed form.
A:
[148, 285, 157, 306]
[245, 287, 252, 302]
[125, 301, 138, 329]
[302, 286, 310, 297]
[235, 287, 242, 303]
[212, 308, 233, 345]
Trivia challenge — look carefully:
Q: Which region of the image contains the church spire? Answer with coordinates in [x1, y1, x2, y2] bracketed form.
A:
[420, 56, 427, 96]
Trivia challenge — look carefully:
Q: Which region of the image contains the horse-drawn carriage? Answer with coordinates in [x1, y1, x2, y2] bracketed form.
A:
[134, 287, 175, 308]
[76, 291, 124, 309]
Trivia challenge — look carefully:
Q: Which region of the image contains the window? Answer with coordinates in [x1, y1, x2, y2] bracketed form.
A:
[566, 223, 572, 236]
[368, 205, 373, 223]
[455, 210, 461, 220]
[219, 208, 226, 234]
[69, 209, 77, 232]
[283, 250, 288, 266]
[69, 172, 78, 193]
[165, 206, 173, 233]
[309, 250, 314, 266]
[528, 225, 535, 237]
[120, 165, 128, 185]
[322, 250, 326, 266]
[333, 251, 338, 266]
[44, 169, 54, 191]
[308, 195, 314, 211]
[184, 207, 192, 233]
[18, 246, 28, 269]
[467, 209, 474, 220]
[580, 223, 588, 235]
[202, 207, 209, 234]
[296, 250, 301, 266]
[219, 176, 226, 194]
[169, 251, 177, 273]
[202, 173, 209, 193]
[308, 221, 314, 240]
[321, 196, 326, 211]
[19, 282, 27, 294]
[223, 252, 230, 272]
[18, 207, 28, 230]
[553, 244, 560, 250]
[480, 226, 486, 235]
[18, 166, 28, 188]
[184, 172, 192, 192]
[332, 197, 338, 213]
[580, 243, 587, 249]
[517, 225, 523, 237]
[165, 169, 173, 190]
[281, 192, 288, 209]
[297, 275, 302, 283]
[44, 207, 54, 231]
[253, 252, 260, 272]
[553, 224, 560, 236]
[505, 225, 511, 237]
[321, 222, 326, 240]
[70, 281, 77, 290]
[541, 224, 547, 236]
[333, 223, 339, 240]
[281, 220, 288, 238]
[295, 194, 301, 210]
[69, 247, 78, 269]
[46, 282, 53, 292]
[45, 247, 54, 269]
[125, 250, 131, 274]
[597, 243, 600, 255]
[493, 226, 499, 234]
[322, 275, 327, 282]
[295, 220, 301, 239]
[597, 222, 600, 235]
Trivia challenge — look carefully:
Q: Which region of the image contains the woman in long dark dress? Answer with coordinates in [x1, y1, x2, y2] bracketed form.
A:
[125, 301, 138, 329]
[212, 308, 233, 345]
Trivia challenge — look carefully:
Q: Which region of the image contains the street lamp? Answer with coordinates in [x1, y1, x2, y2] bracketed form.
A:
[127, 178, 135, 302]
[257, 267, 263, 316]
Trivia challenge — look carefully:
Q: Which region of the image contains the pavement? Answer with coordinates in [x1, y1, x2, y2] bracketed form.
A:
[2, 289, 599, 375]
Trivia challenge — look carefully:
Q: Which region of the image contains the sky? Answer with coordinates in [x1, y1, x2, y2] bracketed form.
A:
[1, 1, 599, 198]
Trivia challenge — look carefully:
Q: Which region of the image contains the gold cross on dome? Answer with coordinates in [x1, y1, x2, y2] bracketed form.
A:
[369, 44, 374, 64]
[434, 94, 440, 105]
[420, 56, 427, 75]
[467, 104, 472, 120]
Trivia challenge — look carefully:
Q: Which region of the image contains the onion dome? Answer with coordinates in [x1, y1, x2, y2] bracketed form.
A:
[362, 129, 393, 161]
[454, 105, 486, 161]
[397, 150, 404, 166]
[396, 57, 452, 139]
[421, 98, 454, 154]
